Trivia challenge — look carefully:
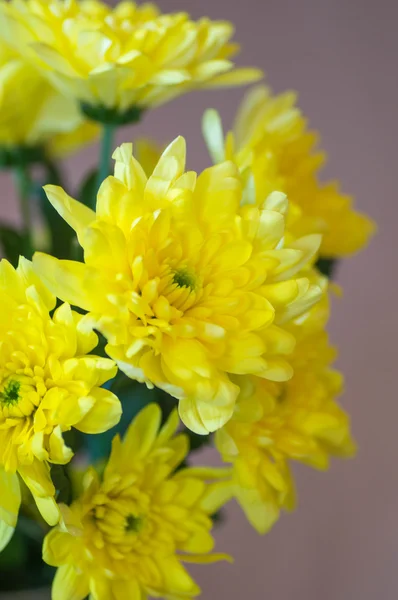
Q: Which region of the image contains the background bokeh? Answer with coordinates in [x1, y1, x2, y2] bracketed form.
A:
[0, 0, 395, 598]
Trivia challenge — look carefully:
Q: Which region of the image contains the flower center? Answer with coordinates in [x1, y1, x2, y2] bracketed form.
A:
[125, 514, 143, 533]
[0, 379, 20, 406]
[173, 268, 196, 291]
[0, 372, 46, 420]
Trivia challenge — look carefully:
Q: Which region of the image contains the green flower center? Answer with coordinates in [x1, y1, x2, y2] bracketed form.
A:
[125, 514, 143, 533]
[0, 380, 21, 406]
[173, 268, 196, 290]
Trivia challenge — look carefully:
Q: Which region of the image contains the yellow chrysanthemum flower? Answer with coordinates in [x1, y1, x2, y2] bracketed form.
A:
[203, 86, 375, 258]
[0, 0, 262, 116]
[0, 41, 98, 156]
[215, 296, 355, 534]
[33, 138, 325, 435]
[0, 257, 121, 551]
[43, 403, 231, 600]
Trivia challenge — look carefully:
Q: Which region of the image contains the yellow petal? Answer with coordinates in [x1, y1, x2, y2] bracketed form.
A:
[122, 403, 162, 460]
[112, 143, 147, 192]
[18, 461, 54, 498]
[235, 485, 280, 535]
[179, 383, 237, 434]
[203, 67, 263, 88]
[43, 529, 77, 567]
[33, 253, 95, 311]
[0, 520, 15, 552]
[76, 388, 122, 434]
[43, 185, 95, 242]
[52, 565, 90, 600]
[18, 257, 56, 311]
[200, 480, 234, 514]
[34, 495, 60, 527]
[18, 461, 59, 526]
[111, 580, 144, 600]
[157, 556, 200, 597]
[202, 109, 225, 163]
[155, 408, 180, 447]
[180, 552, 233, 564]
[0, 469, 20, 526]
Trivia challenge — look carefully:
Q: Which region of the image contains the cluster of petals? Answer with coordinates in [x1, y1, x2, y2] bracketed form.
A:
[0, 258, 120, 550]
[44, 404, 231, 600]
[202, 85, 375, 258]
[34, 137, 325, 435]
[215, 296, 355, 533]
[0, 0, 262, 111]
[0, 21, 97, 153]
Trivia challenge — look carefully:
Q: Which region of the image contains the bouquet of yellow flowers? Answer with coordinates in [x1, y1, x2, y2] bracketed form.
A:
[0, 1, 375, 597]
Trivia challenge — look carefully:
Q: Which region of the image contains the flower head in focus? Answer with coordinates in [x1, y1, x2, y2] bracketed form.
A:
[0, 258, 120, 550]
[0, 41, 98, 158]
[0, 0, 262, 120]
[34, 138, 325, 435]
[43, 403, 231, 600]
[215, 295, 356, 534]
[203, 86, 376, 258]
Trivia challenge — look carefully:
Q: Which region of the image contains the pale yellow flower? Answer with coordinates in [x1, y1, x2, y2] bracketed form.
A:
[0, 258, 121, 550]
[34, 138, 325, 435]
[215, 294, 355, 533]
[0, 0, 262, 116]
[44, 404, 231, 600]
[133, 137, 165, 177]
[203, 86, 376, 258]
[0, 42, 98, 156]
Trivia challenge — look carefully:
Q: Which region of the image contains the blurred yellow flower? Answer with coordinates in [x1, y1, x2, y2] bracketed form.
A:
[0, 43, 98, 156]
[0, 0, 262, 117]
[44, 404, 231, 600]
[134, 137, 165, 177]
[215, 295, 355, 534]
[34, 138, 325, 435]
[0, 258, 120, 550]
[203, 86, 376, 258]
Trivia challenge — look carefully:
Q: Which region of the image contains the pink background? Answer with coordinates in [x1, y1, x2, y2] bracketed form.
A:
[1, 0, 396, 598]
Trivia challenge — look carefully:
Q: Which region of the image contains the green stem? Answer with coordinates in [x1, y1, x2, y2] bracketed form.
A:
[13, 164, 34, 258]
[39, 158, 74, 259]
[94, 123, 115, 208]
[44, 157, 63, 186]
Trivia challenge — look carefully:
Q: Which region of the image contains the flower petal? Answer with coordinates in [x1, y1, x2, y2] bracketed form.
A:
[75, 388, 122, 434]
[52, 565, 90, 600]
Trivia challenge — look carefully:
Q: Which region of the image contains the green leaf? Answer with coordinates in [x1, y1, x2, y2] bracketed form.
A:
[0, 225, 25, 266]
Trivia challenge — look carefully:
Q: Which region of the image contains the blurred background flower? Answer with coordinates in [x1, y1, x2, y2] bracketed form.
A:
[0, 43, 97, 156]
[0, 0, 261, 115]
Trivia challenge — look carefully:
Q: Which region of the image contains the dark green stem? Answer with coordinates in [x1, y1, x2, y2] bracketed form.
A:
[94, 123, 115, 208]
[38, 158, 74, 259]
[13, 164, 34, 258]
[44, 158, 63, 186]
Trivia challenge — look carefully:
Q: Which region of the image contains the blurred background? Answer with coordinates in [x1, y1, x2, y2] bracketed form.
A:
[0, 0, 395, 598]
